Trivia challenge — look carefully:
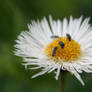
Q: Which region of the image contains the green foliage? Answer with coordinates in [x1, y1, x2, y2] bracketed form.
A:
[0, 0, 92, 92]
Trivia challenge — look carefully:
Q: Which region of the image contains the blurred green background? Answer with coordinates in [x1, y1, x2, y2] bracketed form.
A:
[0, 0, 92, 92]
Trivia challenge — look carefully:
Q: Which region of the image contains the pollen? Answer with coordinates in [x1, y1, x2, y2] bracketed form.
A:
[44, 35, 82, 63]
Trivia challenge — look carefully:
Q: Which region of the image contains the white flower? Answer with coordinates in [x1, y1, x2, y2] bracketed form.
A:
[14, 16, 92, 86]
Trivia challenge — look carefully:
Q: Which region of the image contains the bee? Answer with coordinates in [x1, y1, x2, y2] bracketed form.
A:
[51, 35, 59, 39]
[66, 33, 71, 41]
[52, 47, 58, 56]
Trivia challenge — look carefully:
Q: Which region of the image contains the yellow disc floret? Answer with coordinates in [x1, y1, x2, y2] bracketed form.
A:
[44, 34, 82, 63]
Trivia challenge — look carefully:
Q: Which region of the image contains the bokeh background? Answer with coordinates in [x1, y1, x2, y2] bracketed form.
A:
[0, 0, 92, 92]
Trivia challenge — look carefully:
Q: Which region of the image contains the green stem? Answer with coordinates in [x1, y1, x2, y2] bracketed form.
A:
[60, 70, 67, 92]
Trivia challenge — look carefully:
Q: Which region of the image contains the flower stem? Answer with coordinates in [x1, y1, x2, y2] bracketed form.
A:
[60, 70, 67, 92]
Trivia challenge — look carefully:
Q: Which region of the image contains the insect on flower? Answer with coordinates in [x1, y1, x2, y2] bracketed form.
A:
[14, 16, 92, 85]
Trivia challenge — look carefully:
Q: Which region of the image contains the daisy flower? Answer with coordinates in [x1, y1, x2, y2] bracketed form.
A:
[14, 16, 92, 85]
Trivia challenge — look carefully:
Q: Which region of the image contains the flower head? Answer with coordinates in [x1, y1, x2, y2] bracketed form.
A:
[14, 16, 92, 85]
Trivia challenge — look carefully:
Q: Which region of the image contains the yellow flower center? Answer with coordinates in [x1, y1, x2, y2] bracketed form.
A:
[44, 35, 82, 63]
